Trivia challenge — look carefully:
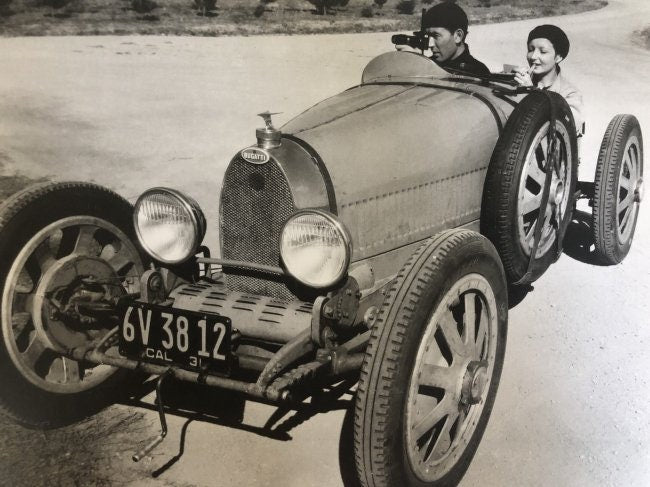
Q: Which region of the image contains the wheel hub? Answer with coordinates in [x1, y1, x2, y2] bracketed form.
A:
[33, 254, 119, 353]
[461, 361, 488, 405]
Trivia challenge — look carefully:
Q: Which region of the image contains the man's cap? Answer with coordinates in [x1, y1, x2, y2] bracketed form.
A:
[422, 2, 469, 34]
[527, 24, 570, 59]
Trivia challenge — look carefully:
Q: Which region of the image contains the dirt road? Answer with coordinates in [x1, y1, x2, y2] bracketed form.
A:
[0, 0, 649, 485]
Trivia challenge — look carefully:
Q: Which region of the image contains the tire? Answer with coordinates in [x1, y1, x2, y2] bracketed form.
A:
[592, 114, 644, 264]
[354, 229, 508, 487]
[0, 181, 146, 428]
[481, 91, 578, 285]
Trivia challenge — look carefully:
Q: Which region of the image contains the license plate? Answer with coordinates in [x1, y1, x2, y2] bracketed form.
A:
[118, 302, 231, 373]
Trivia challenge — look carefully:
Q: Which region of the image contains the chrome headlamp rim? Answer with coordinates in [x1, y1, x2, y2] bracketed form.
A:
[280, 209, 353, 289]
[133, 187, 206, 265]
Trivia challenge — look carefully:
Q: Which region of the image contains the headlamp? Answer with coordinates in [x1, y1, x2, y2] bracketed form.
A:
[280, 210, 352, 288]
[133, 188, 206, 264]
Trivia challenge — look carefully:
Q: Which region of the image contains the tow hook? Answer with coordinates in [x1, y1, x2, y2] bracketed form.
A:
[132, 369, 173, 462]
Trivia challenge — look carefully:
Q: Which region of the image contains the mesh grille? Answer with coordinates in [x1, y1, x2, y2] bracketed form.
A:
[220, 156, 297, 300]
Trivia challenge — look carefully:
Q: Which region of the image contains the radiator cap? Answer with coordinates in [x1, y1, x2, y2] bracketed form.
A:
[256, 111, 282, 149]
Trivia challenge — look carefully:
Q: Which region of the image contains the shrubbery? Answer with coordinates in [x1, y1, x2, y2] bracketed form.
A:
[396, 0, 415, 14]
[38, 0, 71, 8]
[0, 0, 12, 17]
[194, 0, 217, 16]
[309, 0, 348, 15]
[132, 0, 157, 14]
[360, 5, 373, 17]
[253, 3, 265, 17]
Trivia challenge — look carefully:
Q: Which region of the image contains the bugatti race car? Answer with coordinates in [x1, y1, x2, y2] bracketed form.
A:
[0, 48, 643, 486]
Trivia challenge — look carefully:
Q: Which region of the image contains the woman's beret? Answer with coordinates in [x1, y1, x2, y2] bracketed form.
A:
[528, 24, 570, 59]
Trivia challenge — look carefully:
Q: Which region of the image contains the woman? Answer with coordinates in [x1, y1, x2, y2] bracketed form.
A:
[514, 24, 584, 133]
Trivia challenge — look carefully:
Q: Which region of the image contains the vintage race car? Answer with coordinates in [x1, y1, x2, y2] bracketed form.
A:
[0, 47, 643, 486]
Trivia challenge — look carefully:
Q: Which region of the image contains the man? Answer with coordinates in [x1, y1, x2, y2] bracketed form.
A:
[422, 2, 490, 77]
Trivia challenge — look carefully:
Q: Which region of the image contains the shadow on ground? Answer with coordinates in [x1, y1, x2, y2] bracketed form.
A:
[562, 209, 607, 266]
[123, 376, 359, 483]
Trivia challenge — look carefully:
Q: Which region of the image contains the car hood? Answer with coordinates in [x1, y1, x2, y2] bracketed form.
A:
[282, 78, 512, 261]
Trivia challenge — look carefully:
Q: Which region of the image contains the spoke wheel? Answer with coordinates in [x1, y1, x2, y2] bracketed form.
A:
[354, 230, 507, 487]
[0, 182, 145, 427]
[2, 216, 142, 393]
[517, 121, 573, 258]
[593, 114, 644, 264]
[405, 274, 497, 482]
[482, 90, 578, 285]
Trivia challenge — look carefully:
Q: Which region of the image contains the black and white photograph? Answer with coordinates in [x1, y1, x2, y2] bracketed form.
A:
[0, 0, 648, 485]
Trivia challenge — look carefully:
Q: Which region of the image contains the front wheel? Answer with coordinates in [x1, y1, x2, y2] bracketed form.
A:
[0, 182, 146, 427]
[354, 230, 507, 486]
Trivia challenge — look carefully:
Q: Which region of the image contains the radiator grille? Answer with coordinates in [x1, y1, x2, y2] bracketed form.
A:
[220, 156, 297, 299]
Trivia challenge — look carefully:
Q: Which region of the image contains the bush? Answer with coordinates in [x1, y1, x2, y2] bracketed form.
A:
[38, 0, 71, 8]
[360, 4, 373, 17]
[194, 0, 217, 15]
[309, 0, 348, 15]
[253, 3, 265, 17]
[373, 0, 386, 8]
[0, 0, 12, 17]
[639, 26, 650, 49]
[396, 0, 415, 14]
[132, 0, 157, 14]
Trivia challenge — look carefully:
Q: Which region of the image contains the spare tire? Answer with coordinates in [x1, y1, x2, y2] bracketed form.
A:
[481, 90, 578, 285]
[592, 114, 644, 265]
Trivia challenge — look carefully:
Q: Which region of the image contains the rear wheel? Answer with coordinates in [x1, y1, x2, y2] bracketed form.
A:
[354, 230, 507, 486]
[593, 114, 644, 264]
[0, 182, 146, 427]
[482, 91, 578, 285]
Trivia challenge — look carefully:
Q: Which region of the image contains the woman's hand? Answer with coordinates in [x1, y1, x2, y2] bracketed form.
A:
[513, 66, 533, 87]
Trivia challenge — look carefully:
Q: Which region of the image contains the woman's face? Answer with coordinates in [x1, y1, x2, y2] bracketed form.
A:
[527, 38, 562, 77]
